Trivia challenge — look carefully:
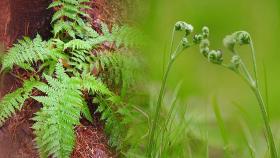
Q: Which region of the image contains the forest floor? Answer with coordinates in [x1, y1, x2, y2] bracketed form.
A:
[0, 0, 126, 157]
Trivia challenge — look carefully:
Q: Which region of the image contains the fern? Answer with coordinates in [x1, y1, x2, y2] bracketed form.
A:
[53, 20, 76, 39]
[1, 35, 51, 72]
[64, 39, 92, 50]
[0, 78, 44, 126]
[32, 63, 113, 158]
[0, 0, 140, 157]
[95, 51, 139, 96]
[101, 23, 143, 48]
[49, 0, 92, 39]
[81, 73, 113, 95]
[95, 96, 124, 148]
[32, 70, 83, 158]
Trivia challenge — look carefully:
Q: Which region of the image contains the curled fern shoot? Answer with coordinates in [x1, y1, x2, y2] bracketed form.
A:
[195, 26, 278, 158]
[148, 21, 195, 156]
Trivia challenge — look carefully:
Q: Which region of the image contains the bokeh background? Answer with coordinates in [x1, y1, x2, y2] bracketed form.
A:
[134, 0, 280, 157]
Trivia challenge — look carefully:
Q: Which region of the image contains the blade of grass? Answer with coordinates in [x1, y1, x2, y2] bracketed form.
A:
[212, 96, 231, 158]
[233, 101, 258, 158]
[160, 82, 182, 153]
[240, 121, 256, 158]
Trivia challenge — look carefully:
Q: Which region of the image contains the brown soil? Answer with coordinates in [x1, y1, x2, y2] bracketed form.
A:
[0, 0, 128, 157]
[0, 102, 40, 158]
[71, 118, 117, 158]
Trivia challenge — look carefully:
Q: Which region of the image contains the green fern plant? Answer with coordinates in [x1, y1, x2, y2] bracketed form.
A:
[32, 63, 113, 158]
[0, 78, 44, 126]
[147, 21, 278, 158]
[94, 50, 139, 96]
[0, 35, 52, 72]
[49, 0, 92, 39]
[0, 0, 140, 157]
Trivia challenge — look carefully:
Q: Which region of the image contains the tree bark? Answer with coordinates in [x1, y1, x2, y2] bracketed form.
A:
[0, 0, 53, 47]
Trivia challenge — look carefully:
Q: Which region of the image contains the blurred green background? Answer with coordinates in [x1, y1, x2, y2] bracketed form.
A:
[134, 0, 280, 156]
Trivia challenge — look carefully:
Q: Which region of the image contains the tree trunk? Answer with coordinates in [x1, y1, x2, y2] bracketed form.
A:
[0, 0, 53, 47]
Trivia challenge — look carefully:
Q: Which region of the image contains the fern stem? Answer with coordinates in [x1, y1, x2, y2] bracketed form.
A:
[237, 47, 277, 158]
[233, 59, 277, 158]
[233, 49, 255, 85]
[251, 86, 278, 158]
[228, 44, 277, 157]
[249, 41, 259, 87]
[248, 43, 277, 158]
[147, 42, 182, 156]
[147, 56, 174, 155]
[169, 28, 176, 59]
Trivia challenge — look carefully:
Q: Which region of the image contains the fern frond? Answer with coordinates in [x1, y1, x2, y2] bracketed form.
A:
[47, 1, 63, 9]
[81, 99, 93, 122]
[81, 74, 113, 95]
[95, 96, 125, 148]
[53, 21, 76, 38]
[0, 79, 44, 126]
[31, 63, 114, 157]
[100, 23, 144, 48]
[32, 63, 83, 158]
[52, 9, 77, 23]
[94, 51, 139, 96]
[60, 0, 79, 5]
[1, 35, 51, 72]
[112, 25, 143, 48]
[64, 39, 92, 50]
[49, 0, 91, 39]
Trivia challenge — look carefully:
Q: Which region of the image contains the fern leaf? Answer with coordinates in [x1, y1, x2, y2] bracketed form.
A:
[81, 74, 112, 95]
[1, 35, 51, 71]
[52, 9, 77, 23]
[61, 0, 79, 5]
[0, 79, 43, 126]
[48, 1, 63, 9]
[111, 25, 144, 48]
[53, 21, 76, 38]
[81, 100, 93, 122]
[94, 51, 139, 96]
[50, 0, 91, 39]
[64, 39, 92, 50]
[95, 96, 124, 148]
[32, 63, 83, 158]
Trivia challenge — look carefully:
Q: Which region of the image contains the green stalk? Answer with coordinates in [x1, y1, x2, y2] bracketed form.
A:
[147, 53, 174, 155]
[249, 41, 259, 87]
[232, 49, 255, 84]
[212, 97, 231, 158]
[236, 45, 278, 158]
[231, 60, 277, 158]
[249, 42, 277, 158]
[169, 28, 176, 60]
[226, 39, 277, 158]
[147, 41, 183, 156]
[251, 85, 277, 158]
